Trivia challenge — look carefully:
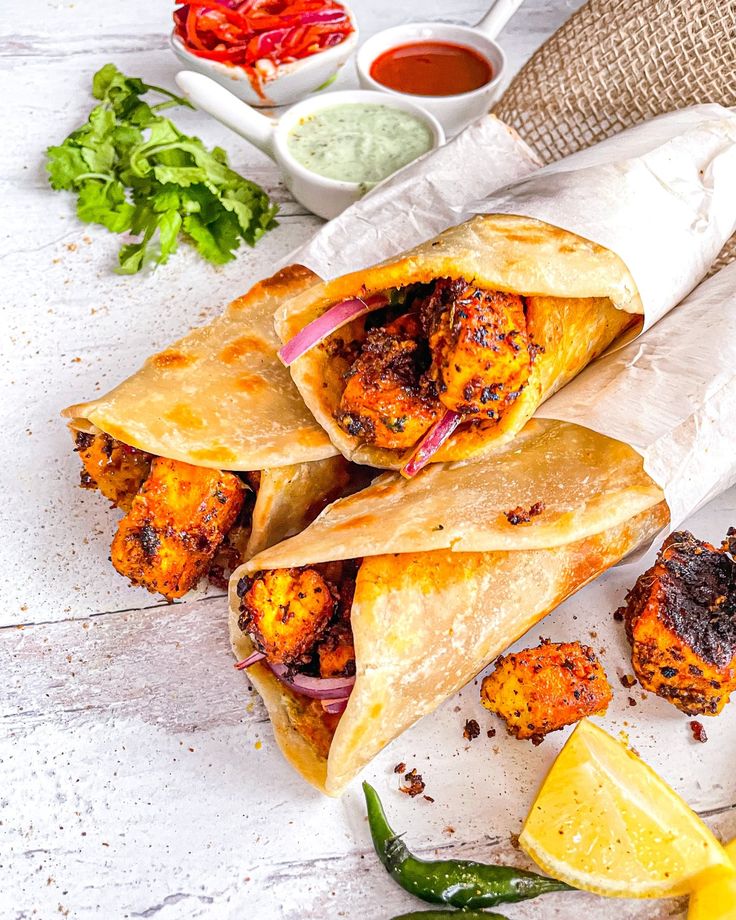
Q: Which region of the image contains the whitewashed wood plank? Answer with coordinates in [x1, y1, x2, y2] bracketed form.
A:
[2, 581, 733, 919]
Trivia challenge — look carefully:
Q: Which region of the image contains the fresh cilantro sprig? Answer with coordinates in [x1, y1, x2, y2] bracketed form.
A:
[46, 64, 278, 273]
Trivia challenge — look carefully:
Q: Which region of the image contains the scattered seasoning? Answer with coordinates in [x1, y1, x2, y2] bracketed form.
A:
[487, 727, 497, 739]
[689, 720, 708, 743]
[423, 795, 435, 803]
[504, 502, 545, 526]
[399, 768, 426, 797]
[393, 762, 406, 774]
[613, 606, 625, 622]
[620, 673, 638, 688]
[628, 697, 637, 707]
[463, 718, 481, 741]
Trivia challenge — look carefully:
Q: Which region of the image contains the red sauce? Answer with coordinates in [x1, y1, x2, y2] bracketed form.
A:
[370, 41, 493, 97]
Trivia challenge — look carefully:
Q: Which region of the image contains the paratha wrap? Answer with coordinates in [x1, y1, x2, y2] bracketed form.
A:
[61, 266, 353, 599]
[276, 106, 736, 473]
[229, 419, 669, 795]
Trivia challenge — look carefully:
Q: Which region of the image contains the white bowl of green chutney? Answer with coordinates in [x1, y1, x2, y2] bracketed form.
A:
[174, 72, 445, 219]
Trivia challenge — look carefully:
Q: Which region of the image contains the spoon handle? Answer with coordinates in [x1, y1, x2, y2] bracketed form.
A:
[174, 70, 277, 159]
[475, 0, 525, 40]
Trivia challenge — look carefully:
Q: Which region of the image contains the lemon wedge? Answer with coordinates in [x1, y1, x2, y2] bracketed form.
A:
[688, 839, 736, 919]
[519, 719, 733, 898]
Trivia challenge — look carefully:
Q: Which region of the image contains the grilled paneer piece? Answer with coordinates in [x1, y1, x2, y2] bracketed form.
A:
[622, 530, 736, 715]
[239, 567, 338, 665]
[74, 430, 152, 512]
[421, 278, 532, 417]
[111, 457, 245, 599]
[317, 620, 356, 678]
[336, 313, 441, 449]
[481, 639, 612, 743]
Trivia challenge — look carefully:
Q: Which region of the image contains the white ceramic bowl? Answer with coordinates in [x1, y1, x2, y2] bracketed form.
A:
[170, 6, 358, 108]
[175, 73, 445, 219]
[356, 22, 506, 138]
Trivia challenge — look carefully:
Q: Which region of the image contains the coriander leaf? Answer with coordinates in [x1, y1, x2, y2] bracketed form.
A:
[47, 64, 277, 273]
[158, 210, 183, 263]
[46, 144, 89, 189]
[183, 211, 240, 265]
[92, 63, 146, 104]
[117, 239, 148, 275]
[152, 165, 208, 187]
[76, 179, 134, 233]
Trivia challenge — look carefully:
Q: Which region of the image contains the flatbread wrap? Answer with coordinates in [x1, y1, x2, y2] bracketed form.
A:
[277, 107, 736, 475]
[228, 419, 669, 795]
[276, 215, 644, 474]
[62, 266, 356, 600]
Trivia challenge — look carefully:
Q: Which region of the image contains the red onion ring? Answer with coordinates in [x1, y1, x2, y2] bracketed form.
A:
[234, 650, 266, 669]
[278, 293, 389, 366]
[401, 409, 462, 478]
[269, 663, 355, 699]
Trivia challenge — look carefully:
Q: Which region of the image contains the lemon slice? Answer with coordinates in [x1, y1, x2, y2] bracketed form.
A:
[689, 839, 736, 919]
[519, 719, 733, 898]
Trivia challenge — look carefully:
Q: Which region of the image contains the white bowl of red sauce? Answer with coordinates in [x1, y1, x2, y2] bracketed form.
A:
[171, 0, 358, 107]
[356, 21, 507, 137]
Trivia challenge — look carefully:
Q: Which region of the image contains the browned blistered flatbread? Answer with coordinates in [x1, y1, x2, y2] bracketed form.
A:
[276, 215, 643, 469]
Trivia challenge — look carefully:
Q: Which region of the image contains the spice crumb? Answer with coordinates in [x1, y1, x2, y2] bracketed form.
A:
[619, 673, 637, 688]
[393, 762, 406, 774]
[399, 768, 426, 797]
[463, 718, 480, 741]
[627, 697, 637, 707]
[613, 607, 625, 622]
[487, 727, 496, 738]
[504, 502, 545, 525]
[689, 720, 708, 743]
[423, 795, 435, 803]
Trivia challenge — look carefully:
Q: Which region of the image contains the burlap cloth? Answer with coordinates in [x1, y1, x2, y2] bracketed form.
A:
[493, 0, 736, 269]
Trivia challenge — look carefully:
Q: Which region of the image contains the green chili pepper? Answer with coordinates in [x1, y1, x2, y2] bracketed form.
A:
[391, 911, 508, 919]
[363, 782, 573, 910]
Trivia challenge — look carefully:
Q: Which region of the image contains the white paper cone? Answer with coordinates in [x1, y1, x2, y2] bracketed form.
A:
[540, 260, 736, 542]
[293, 104, 736, 328]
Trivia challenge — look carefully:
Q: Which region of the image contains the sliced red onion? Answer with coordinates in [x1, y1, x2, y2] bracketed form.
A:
[291, 9, 347, 25]
[278, 293, 389, 367]
[269, 663, 355, 699]
[321, 697, 349, 714]
[401, 409, 462, 479]
[251, 26, 291, 57]
[234, 650, 266, 670]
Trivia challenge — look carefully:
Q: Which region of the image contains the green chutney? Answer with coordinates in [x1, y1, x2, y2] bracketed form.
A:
[286, 103, 434, 186]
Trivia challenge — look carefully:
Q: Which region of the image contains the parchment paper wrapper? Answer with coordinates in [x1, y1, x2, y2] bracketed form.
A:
[282, 115, 541, 277]
[290, 104, 736, 331]
[539, 259, 736, 540]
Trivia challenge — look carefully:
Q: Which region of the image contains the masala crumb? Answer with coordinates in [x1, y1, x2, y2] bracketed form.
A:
[689, 720, 708, 743]
[505, 502, 545, 526]
[399, 768, 426, 797]
[463, 719, 481, 741]
[393, 762, 406, 774]
[619, 673, 638, 689]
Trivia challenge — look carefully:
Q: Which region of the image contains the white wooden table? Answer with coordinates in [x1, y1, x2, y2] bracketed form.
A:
[3, 2, 734, 918]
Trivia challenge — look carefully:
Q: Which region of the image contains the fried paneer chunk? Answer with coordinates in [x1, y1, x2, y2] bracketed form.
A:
[111, 457, 245, 599]
[421, 278, 532, 417]
[481, 639, 612, 743]
[74, 430, 152, 512]
[622, 530, 736, 716]
[317, 620, 356, 678]
[336, 313, 441, 449]
[238, 567, 337, 666]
